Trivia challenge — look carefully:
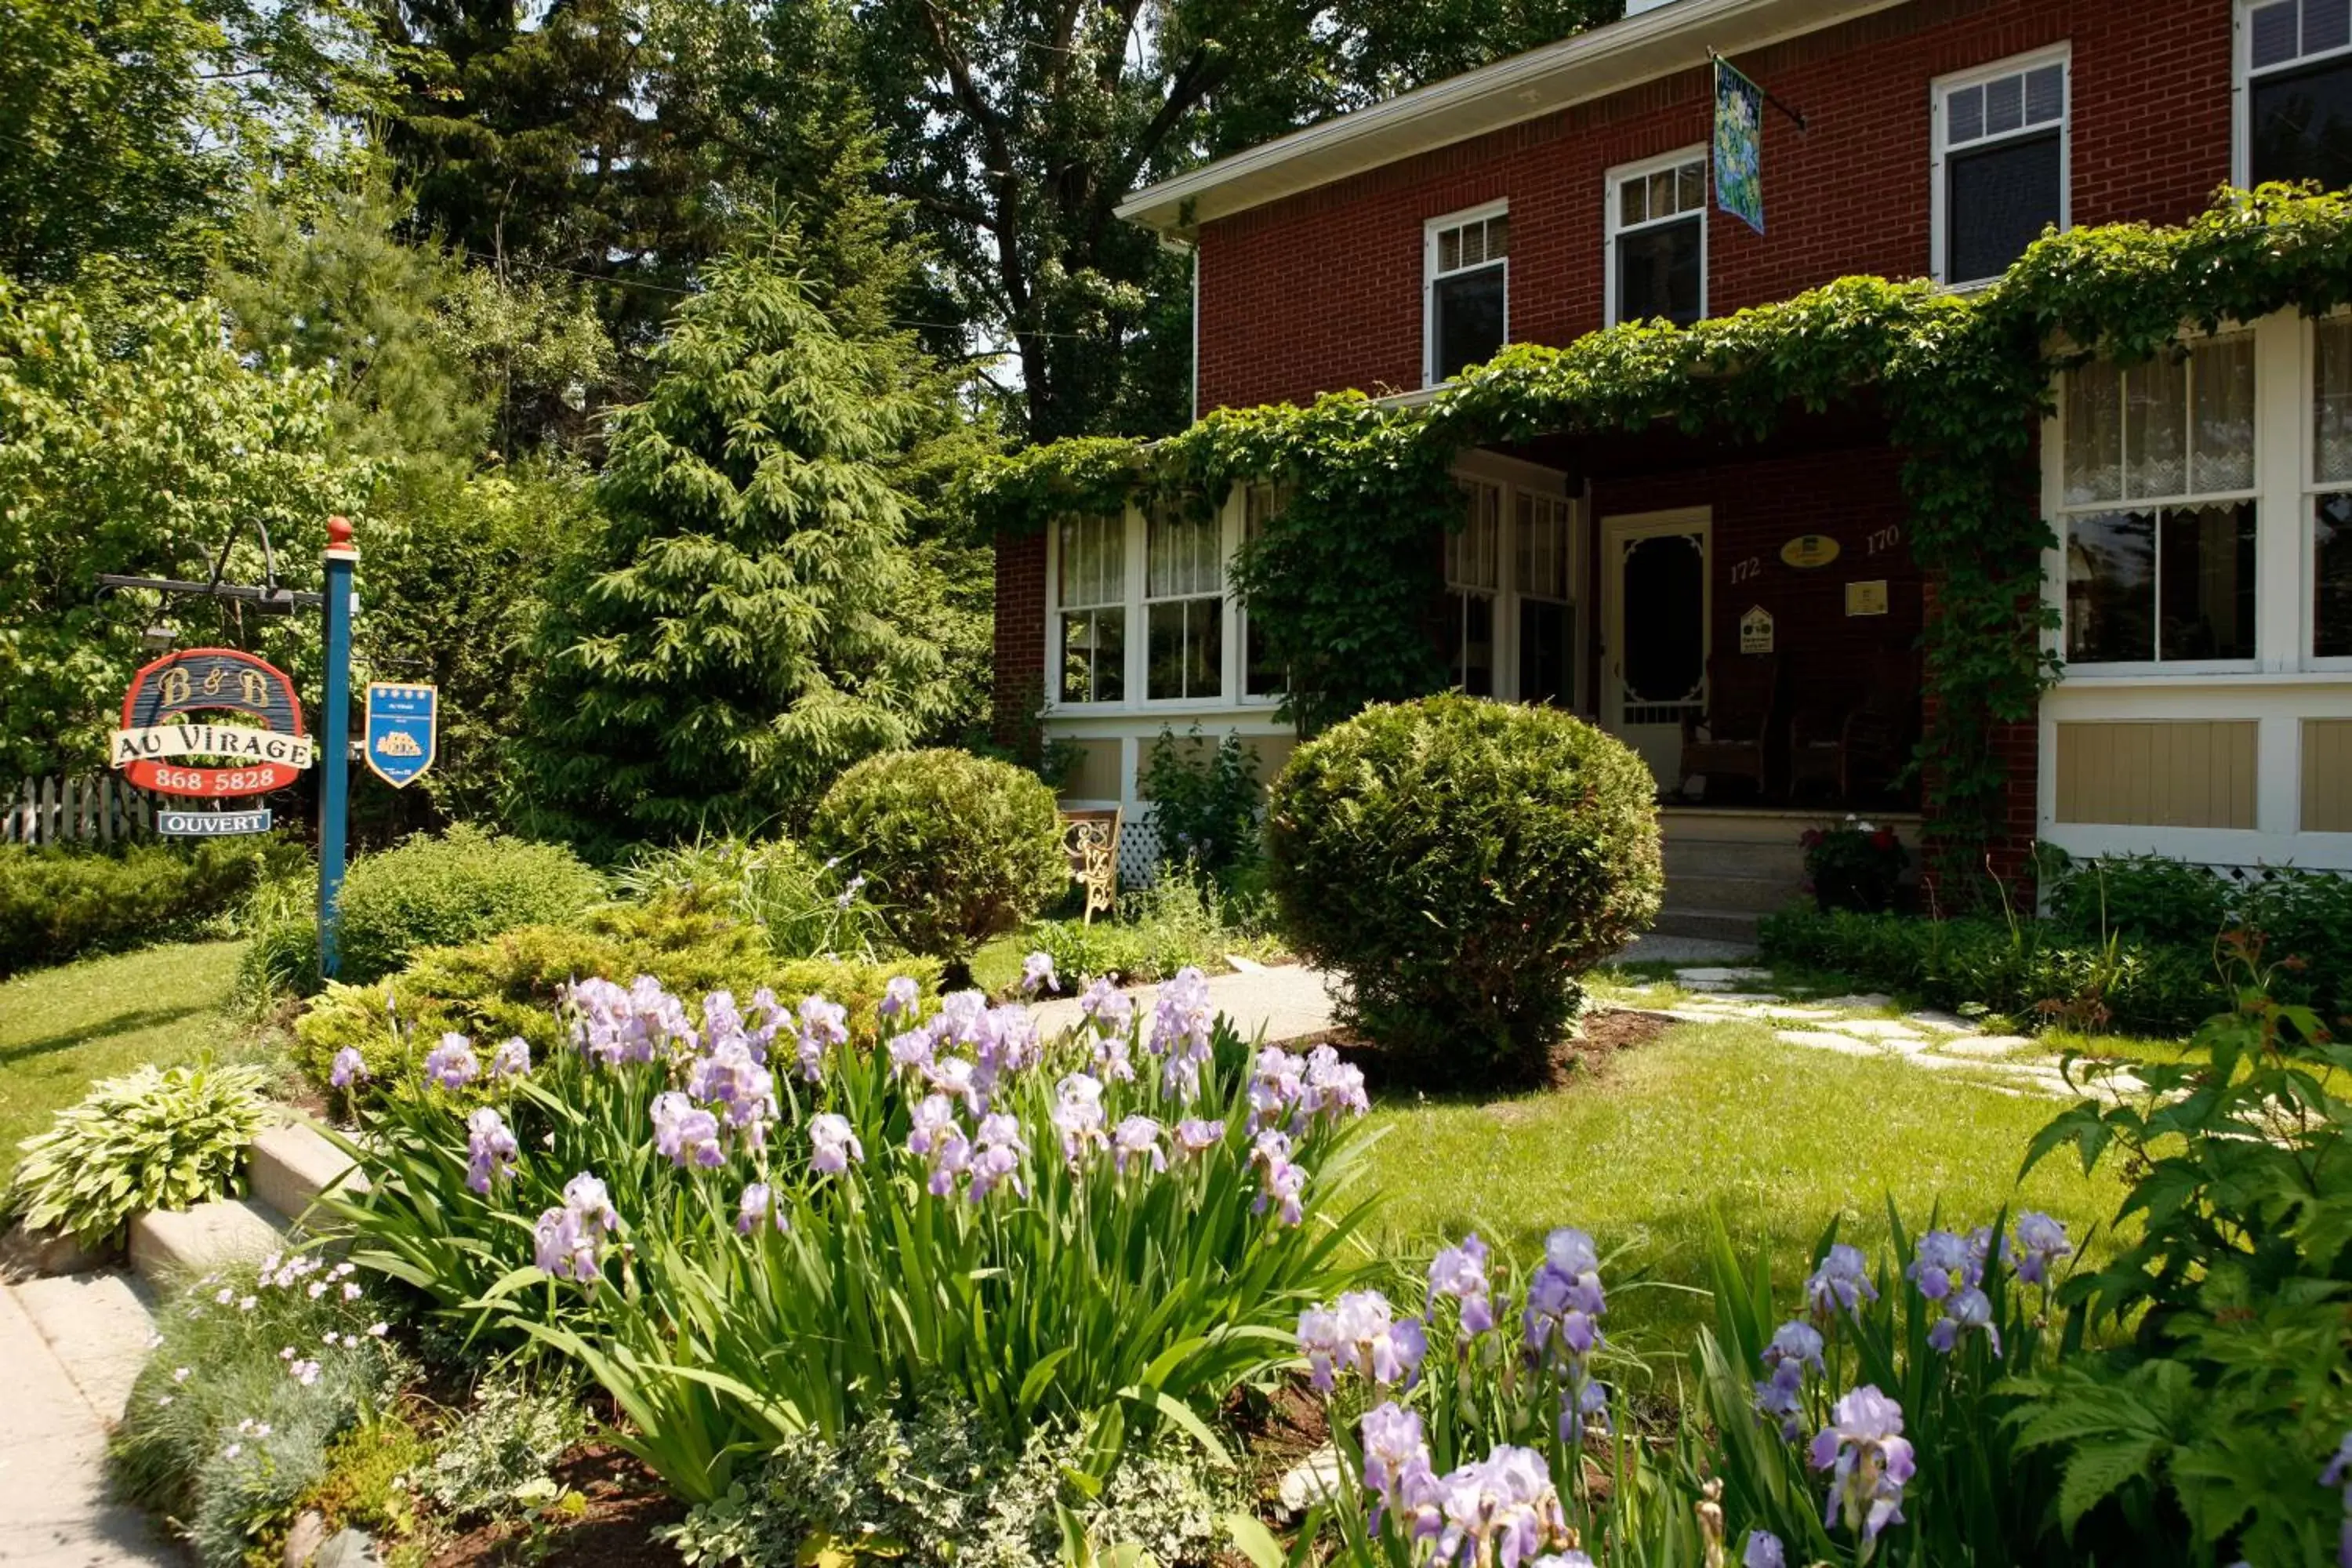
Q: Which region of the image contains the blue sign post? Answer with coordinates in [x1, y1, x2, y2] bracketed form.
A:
[318, 518, 358, 981]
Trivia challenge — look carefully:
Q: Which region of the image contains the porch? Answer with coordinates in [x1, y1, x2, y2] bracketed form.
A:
[1652, 806, 1923, 945]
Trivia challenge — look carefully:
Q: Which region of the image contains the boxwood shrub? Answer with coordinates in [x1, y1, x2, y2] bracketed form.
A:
[330, 825, 607, 985]
[1265, 694, 1662, 1085]
[0, 837, 302, 975]
[806, 749, 1065, 971]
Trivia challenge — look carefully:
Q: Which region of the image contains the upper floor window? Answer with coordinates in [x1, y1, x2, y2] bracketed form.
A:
[1145, 501, 1223, 700]
[1607, 151, 1705, 327]
[2062, 336, 2258, 666]
[1933, 49, 2068, 286]
[1057, 514, 1125, 704]
[2246, 0, 2352, 190]
[1425, 205, 1508, 385]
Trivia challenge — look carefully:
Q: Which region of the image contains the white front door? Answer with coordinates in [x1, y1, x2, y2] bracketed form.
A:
[1601, 510, 1711, 789]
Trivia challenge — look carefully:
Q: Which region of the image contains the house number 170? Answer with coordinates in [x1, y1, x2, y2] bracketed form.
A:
[1866, 524, 1902, 555]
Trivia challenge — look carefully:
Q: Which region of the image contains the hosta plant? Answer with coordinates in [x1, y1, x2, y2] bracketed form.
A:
[328, 963, 1379, 1504]
[9, 1062, 273, 1247]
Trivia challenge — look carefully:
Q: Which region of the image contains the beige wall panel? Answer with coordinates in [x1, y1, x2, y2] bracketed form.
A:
[2303, 720, 2352, 833]
[1059, 739, 1123, 803]
[1244, 735, 1297, 788]
[2054, 720, 2257, 829]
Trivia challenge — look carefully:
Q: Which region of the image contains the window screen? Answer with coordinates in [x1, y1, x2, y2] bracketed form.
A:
[1610, 158, 1705, 325]
[1940, 59, 2065, 283]
[1428, 212, 1508, 383]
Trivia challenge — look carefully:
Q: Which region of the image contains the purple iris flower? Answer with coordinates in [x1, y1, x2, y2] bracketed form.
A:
[1149, 968, 1216, 1101]
[1428, 1233, 1495, 1336]
[1742, 1530, 1786, 1568]
[1429, 1445, 1571, 1568]
[1809, 1385, 1915, 1541]
[1247, 1047, 1305, 1134]
[533, 1172, 618, 1280]
[743, 988, 786, 1062]
[690, 1040, 776, 1142]
[1755, 1319, 1824, 1438]
[423, 1034, 479, 1090]
[1020, 951, 1058, 995]
[923, 1054, 984, 1116]
[1249, 1128, 1305, 1225]
[328, 1047, 369, 1089]
[1093, 1029, 1138, 1083]
[968, 1112, 1027, 1200]
[464, 1107, 518, 1194]
[908, 1094, 958, 1156]
[651, 1091, 724, 1168]
[878, 975, 920, 1020]
[1907, 1229, 1976, 1301]
[2011, 1211, 2072, 1286]
[1050, 1074, 1107, 1167]
[887, 1028, 935, 1077]
[2321, 1430, 2352, 1568]
[1079, 975, 1133, 1034]
[1805, 1244, 1880, 1321]
[923, 1120, 972, 1197]
[1298, 1290, 1425, 1391]
[1926, 1286, 2000, 1356]
[1112, 1115, 1167, 1176]
[1359, 1402, 1435, 1533]
[488, 1036, 532, 1080]
[808, 1112, 863, 1174]
[795, 996, 847, 1081]
[1173, 1117, 1223, 1156]
[1300, 1044, 1369, 1125]
[735, 1181, 788, 1235]
[702, 991, 745, 1051]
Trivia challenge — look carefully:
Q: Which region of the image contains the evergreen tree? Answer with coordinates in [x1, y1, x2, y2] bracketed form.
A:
[518, 225, 948, 846]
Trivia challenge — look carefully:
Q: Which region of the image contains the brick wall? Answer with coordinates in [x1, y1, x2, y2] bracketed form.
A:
[1195, 0, 2231, 411]
[991, 529, 1047, 750]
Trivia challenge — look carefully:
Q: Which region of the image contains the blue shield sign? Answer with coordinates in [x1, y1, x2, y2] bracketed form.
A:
[364, 683, 438, 789]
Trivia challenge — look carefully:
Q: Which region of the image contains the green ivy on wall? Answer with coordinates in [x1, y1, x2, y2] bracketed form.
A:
[966, 186, 2352, 883]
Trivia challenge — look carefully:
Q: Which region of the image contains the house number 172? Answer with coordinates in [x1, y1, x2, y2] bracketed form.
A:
[1729, 557, 1762, 583]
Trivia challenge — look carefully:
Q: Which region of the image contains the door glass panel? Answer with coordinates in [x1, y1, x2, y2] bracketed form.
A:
[1621, 532, 1705, 709]
[1519, 598, 1573, 706]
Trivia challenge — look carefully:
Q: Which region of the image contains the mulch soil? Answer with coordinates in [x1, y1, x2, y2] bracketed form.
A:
[426, 1445, 684, 1567]
[1291, 1005, 1679, 1095]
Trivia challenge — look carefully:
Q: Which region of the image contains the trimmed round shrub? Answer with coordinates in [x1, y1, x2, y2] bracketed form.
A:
[332, 825, 606, 985]
[1265, 694, 1663, 1084]
[807, 749, 1065, 965]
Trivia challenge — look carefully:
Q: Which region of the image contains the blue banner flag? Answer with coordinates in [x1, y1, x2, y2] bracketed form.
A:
[1714, 57, 1766, 234]
[363, 682, 437, 789]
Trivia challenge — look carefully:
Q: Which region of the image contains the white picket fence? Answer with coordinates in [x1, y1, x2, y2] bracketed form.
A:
[2, 774, 157, 846]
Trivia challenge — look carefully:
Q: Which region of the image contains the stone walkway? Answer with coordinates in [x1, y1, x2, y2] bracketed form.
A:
[1634, 965, 2144, 1099]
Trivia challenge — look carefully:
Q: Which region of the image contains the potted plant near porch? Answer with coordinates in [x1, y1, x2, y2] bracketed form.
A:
[1800, 816, 1909, 913]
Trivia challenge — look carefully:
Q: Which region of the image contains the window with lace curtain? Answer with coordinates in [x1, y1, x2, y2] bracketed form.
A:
[2061, 336, 2259, 665]
[1145, 501, 1223, 700]
[2311, 318, 2352, 657]
[1057, 514, 1125, 703]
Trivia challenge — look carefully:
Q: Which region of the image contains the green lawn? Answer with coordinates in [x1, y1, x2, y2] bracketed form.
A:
[1359, 1014, 2129, 1362]
[0, 940, 256, 1174]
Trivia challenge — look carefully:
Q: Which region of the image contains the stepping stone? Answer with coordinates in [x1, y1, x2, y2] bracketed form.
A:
[1929, 1035, 2024, 1059]
[1830, 1019, 1927, 1040]
[1775, 1029, 1883, 1058]
[1904, 1011, 1976, 1033]
[1755, 1005, 1839, 1020]
[1817, 993, 1893, 1011]
[1277, 1446, 1345, 1514]
[1675, 967, 1773, 985]
[1708, 991, 1788, 1004]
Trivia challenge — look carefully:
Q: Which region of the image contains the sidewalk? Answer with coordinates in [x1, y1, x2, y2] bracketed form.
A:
[1033, 961, 1339, 1044]
[0, 1279, 177, 1566]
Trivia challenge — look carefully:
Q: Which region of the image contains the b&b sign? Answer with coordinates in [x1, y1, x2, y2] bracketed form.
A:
[112, 648, 311, 798]
[365, 682, 438, 789]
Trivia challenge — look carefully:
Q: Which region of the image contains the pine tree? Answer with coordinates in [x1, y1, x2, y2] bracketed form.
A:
[518, 223, 948, 845]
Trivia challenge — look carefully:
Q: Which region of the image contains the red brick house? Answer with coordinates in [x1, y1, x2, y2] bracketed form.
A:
[994, 0, 2352, 928]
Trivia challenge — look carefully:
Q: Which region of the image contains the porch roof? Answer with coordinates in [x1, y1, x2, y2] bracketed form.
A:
[1116, 0, 1907, 238]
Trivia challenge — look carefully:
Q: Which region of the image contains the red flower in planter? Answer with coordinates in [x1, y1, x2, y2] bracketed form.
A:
[1871, 829, 1896, 852]
[1800, 829, 1825, 850]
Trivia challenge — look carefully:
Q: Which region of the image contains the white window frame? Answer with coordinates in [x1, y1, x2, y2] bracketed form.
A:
[2303, 311, 2352, 672]
[2053, 328, 2263, 677]
[1044, 497, 1245, 717]
[1045, 510, 1136, 711]
[1141, 498, 1228, 704]
[1929, 44, 2071, 289]
[1422, 200, 1511, 389]
[1235, 481, 1286, 706]
[1604, 146, 1708, 328]
[2234, 0, 2352, 187]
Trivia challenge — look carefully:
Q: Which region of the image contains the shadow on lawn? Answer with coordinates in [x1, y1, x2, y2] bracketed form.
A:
[0, 1001, 216, 1067]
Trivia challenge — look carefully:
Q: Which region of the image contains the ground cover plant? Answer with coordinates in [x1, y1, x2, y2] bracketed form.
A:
[1265, 695, 1662, 1085]
[7, 1059, 272, 1246]
[329, 963, 1378, 1504]
[0, 938, 255, 1172]
[1022, 857, 1283, 993]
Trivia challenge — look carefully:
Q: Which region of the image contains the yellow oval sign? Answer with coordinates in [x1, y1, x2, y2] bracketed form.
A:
[1780, 534, 1841, 569]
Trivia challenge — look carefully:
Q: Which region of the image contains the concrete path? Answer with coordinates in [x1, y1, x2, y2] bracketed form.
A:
[1034, 961, 1339, 1044]
[0, 1276, 178, 1566]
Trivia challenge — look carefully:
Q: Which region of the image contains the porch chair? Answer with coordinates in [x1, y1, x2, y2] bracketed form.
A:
[1786, 649, 1920, 803]
[1679, 652, 1780, 797]
[1058, 808, 1123, 925]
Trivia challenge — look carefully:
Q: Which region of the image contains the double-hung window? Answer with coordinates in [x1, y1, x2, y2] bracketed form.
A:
[1240, 483, 1286, 698]
[2245, 0, 2352, 191]
[1445, 481, 1502, 695]
[1057, 514, 1126, 703]
[1516, 492, 1575, 706]
[1425, 205, 1509, 385]
[1144, 501, 1223, 700]
[1933, 50, 2068, 287]
[2310, 318, 2352, 655]
[2061, 336, 2259, 666]
[1607, 151, 1706, 326]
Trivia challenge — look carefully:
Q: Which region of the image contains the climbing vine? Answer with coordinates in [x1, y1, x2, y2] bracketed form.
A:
[965, 187, 2352, 881]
